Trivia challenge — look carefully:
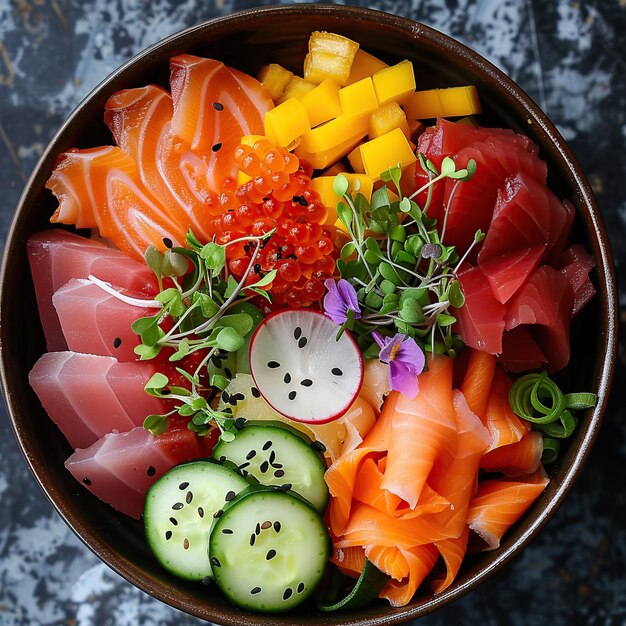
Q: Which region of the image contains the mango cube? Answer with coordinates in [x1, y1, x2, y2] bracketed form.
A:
[346, 49, 388, 85]
[323, 162, 349, 176]
[301, 79, 342, 128]
[339, 77, 379, 119]
[403, 86, 482, 119]
[276, 76, 316, 104]
[304, 31, 359, 86]
[297, 114, 369, 153]
[347, 144, 365, 173]
[372, 60, 416, 106]
[310, 174, 374, 224]
[295, 134, 363, 170]
[257, 64, 293, 101]
[369, 101, 411, 140]
[264, 98, 310, 148]
[359, 127, 417, 181]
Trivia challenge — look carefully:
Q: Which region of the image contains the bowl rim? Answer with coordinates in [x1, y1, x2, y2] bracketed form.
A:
[0, 3, 618, 625]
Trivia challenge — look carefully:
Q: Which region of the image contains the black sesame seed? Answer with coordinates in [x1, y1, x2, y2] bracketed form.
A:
[266, 549, 277, 560]
[163, 237, 173, 249]
[201, 576, 212, 586]
[186, 491, 193, 504]
[212, 102, 224, 111]
[147, 466, 156, 476]
[300, 379, 313, 387]
[261, 521, 271, 530]
[282, 483, 292, 491]
[263, 441, 273, 451]
[82, 477, 91, 486]
[269, 451, 276, 464]
[210, 556, 221, 567]
[283, 372, 292, 384]
[234, 417, 246, 430]
[113, 337, 122, 349]
[294, 326, 302, 340]
[251, 587, 262, 595]
[222, 528, 233, 534]
[169, 517, 178, 526]
[241, 469, 249, 477]
[221, 391, 230, 403]
[234, 393, 245, 401]
[297, 582, 305, 593]
[311, 440, 327, 452]
[165, 531, 172, 540]
[283, 588, 293, 600]
[228, 397, 238, 406]
[198, 507, 205, 518]
[239, 461, 250, 470]
[246, 450, 257, 460]
[274, 521, 281, 532]
[250, 534, 256, 546]
[255, 523, 261, 535]
[212, 142, 222, 152]
[213, 509, 223, 518]
[260, 460, 269, 473]
[288, 391, 297, 401]
[222, 407, 233, 415]
[267, 360, 280, 369]
[172, 502, 184, 510]
[251, 387, 261, 398]
[298, 337, 308, 349]
[224, 368, 233, 379]
[274, 469, 285, 478]
[332, 367, 343, 376]
[179, 482, 189, 490]
[272, 462, 283, 469]
[225, 490, 236, 501]
[210, 355, 222, 368]
[253, 263, 261, 274]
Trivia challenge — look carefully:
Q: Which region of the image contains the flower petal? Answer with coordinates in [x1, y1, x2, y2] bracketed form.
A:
[389, 360, 420, 399]
[379, 334, 403, 364]
[396, 337, 426, 375]
[337, 279, 362, 319]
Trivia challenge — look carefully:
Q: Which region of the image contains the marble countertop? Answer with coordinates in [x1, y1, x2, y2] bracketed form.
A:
[1, 1, 625, 625]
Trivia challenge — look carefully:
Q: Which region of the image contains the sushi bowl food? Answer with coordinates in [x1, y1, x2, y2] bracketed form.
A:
[0, 5, 617, 625]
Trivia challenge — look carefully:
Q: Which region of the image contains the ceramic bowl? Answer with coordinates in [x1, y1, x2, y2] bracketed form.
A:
[0, 5, 617, 625]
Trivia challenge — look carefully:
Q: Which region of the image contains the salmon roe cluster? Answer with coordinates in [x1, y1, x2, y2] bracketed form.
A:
[210, 139, 337, 309]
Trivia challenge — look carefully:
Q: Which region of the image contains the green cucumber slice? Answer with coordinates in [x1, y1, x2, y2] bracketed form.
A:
[144, 460, 248, 581]
[213, 423, 329, 512]
[210, 487, 330, 612]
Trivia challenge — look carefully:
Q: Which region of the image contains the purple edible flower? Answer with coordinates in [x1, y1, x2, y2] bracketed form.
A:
[372, 331, 425, 399]
[323, 279, 361, 325]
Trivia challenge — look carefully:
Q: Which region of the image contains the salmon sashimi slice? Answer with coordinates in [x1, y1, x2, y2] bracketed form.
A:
[431, 526, 469, 593]
[331, 545, 366, 578]
[380, 356, 457, 509]
[352, 456, 402, 515]
[460, 349, 496, 423]
[480, 430, 543, 477]
[169, 55, 273, 189]
[379, 545, 440, 608]
[391, 483, 451, 519]
[483, 367, 531, 452]
[105, 85, 217, 241]
[467, 468, 549, 550]
[365, 544, 410, 581]
[48, 146, 187, 260]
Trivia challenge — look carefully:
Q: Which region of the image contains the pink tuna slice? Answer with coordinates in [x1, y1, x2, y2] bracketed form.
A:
[52, 278, 154, 361]
[65, 426, 204, 519]
[27, 229, 156, 351]
[498, 326, 547, 373]
[29, 351, 166, 449]
[558, 244, 596, 316]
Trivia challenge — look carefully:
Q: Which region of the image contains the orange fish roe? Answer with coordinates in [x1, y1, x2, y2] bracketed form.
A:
[211, 139, 337, 309]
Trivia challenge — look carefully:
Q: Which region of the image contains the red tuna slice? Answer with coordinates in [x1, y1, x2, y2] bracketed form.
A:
[65, 425, 204, 519]
[505, 266, 575, 372]
[558, 244, 595, 316]
[52, 278, 155, 361]
[479, 246, 545, 304]
[452, 265, 506, 354]
[29, 352, 166, 449]
[169, 55, 272, 190]
[498, 326, 547, 373]
[546, 199, 575, 266]
[27, 229, 156, 351]
[479, 137, 547, 184]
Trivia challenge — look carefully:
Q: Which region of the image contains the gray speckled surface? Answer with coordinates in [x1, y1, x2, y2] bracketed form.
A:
[1, 1, 625, 625]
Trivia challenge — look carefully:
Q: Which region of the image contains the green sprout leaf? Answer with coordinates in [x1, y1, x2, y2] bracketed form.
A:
[333, 173, 350, 198]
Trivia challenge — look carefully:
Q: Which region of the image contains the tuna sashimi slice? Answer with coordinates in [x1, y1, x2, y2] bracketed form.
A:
[52, 278, 154, 361]
[27, 229, 156, 351]
[65, 425, 206, 519]
[559, 244, 596, 316]
[29, 351, 166, 449]
[498, 326, 547, 373]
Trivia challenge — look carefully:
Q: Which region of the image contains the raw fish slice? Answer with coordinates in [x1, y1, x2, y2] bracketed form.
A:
[390, 483, 450, 519]
[365, 545, 409, 581]
[467, 468, 549, 550]
[105, 85, 216, 241]
[352, 457, 402, 515]
[151, 424, 204, 466]
[169, 55, 272, 189]
[380, 356, 456, 509]
[52, 278, 154, 362]
[431, 526, 469, 593]
[27, 229, 156, 351]
[47, 146, 187, 260]
[559, 244, 595, 316]
[483, 368, 531, 452]
[29, 352, 100, 449]
[331, 545, 365, 578]
[498, 326, 547, 373]
[546, 199, 575, 266]
[460, 349, 496, 422]
[480, 430, 543, 477]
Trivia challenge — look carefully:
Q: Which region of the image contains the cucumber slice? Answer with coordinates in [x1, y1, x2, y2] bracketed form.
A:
[144, 461, 248, 581]
[213, 423, 329, 512]
[210, 487, 330, 612]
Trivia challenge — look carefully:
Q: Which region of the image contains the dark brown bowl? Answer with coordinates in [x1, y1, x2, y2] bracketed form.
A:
[0, 4, 618, 625]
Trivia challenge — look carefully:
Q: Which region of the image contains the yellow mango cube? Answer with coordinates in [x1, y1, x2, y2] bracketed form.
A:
[300, 79, 342, 128]
[372, 60, 416, 106]
[264, 98, 310, 148]
[304, 31, 359, 86]
[323, 162, 349, 176]
[369, 101, 411, 140]
[257, 64, 293, 101]
[403, 86, 481, 119]
[295, 134, 363, 170]
[276, 76, 316, 104]
[359, 127, 417, 181]
[339, 77, 379, 119]
[297, 114, 369, 153]
[347, 144, 365, 173]
[346, 49, 388, 85]
[310, 174, 374, 224]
